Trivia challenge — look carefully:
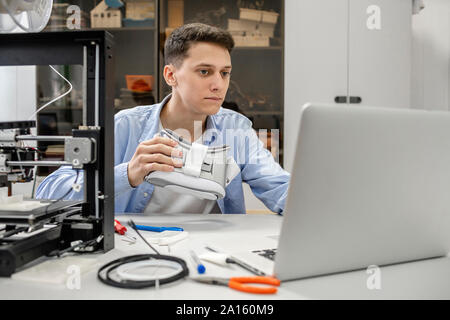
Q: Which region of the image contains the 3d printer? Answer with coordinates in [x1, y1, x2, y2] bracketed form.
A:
[0, 31, 115, 277]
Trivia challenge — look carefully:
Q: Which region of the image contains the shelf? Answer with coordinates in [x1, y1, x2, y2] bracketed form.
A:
[45, 27, 156, 32]
[233, 46, 283, 51]
[95, 27, 156, 32]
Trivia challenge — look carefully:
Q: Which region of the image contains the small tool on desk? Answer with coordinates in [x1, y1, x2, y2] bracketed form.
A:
[114, 219, 127, 235]
[191, 276, 280, 294]
[134, 224, 184, 232]
[114, 219, 136, 243]
[190, 250, 206, 274]
[204, 246, 266, 276]
[97, 220, 190, 289]
[147, 231, 189, 246]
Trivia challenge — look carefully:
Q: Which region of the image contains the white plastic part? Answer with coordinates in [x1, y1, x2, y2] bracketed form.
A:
[0, 194, 49, 211]
[158, 231, 188, 245]
[115, 259, 183, 281]
[198, 252, 230, 266]
[0, 193, 23, 204]
[28, 65, 73, 120]
[183, 142, 208, 177]
[225, 156, 241, 186]
[164, 185, 217, 201]
[146, 231, 189, 246]
[147, 170, 226, 200]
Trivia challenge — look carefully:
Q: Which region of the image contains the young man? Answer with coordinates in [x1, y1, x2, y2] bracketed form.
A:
[36, 23, 290, 214]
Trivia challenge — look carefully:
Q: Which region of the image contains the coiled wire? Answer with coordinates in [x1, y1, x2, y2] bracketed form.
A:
[97, 253, 189, 289]
[97, 220, 189, 289]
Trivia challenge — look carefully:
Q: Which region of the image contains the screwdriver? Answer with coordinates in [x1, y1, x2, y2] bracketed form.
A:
[114, 219, 136, 243]
[114, 219, 127, 235]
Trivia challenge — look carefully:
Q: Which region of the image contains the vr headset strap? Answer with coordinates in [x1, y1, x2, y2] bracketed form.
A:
[183, 142, 208, 177]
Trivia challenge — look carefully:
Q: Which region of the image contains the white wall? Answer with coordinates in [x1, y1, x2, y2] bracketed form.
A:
[0, 66, 37, 121]
[283, 0, 415, 171]
[246, 0, 450, 213]
[411, 0, 450, 111]
[0, 67, 17, 121]
[1, 66, 37, 197]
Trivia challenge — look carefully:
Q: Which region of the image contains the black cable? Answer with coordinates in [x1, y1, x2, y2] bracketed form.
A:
[97, 254, 189, 289]
[0, 226, 28, 239]
[47, 235, 103, 258]
[128, 219, 160, 255]
[97, 219, 189, 289]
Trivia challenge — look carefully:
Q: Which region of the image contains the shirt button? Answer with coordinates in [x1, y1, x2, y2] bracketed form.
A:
[143, 192, 148, 197]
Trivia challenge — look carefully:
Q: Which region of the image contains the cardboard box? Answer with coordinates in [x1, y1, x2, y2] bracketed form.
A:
[125, 75, 154, 92]
[262, 11, 279, 24]
[165, 27, 175, 39]
[228, 30, 246, 36]
[228, 19, 275, 37]
[126, 0, 155, 20]
[239, 8, 279, 25]
[239, 8, 262, 22]
[90, 0, 122, 28]
[228, 18, 258, 33]
[168, 0, 184, 28]
[233, 35, 270, 47]
[256, 22, 275, 37]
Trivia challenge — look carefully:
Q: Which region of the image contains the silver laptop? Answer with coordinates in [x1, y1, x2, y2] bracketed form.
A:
[214, 103, 450, 281]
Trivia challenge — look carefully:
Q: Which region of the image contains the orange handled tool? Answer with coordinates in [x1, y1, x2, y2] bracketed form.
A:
[192, 276, 281, 294]
[228, 276, 281, 294]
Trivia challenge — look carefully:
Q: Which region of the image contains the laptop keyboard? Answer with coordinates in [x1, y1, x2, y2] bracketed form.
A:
[252, 248, 277, 261]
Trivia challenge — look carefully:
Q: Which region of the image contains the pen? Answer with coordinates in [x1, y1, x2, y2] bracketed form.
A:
[190, 250, 206, 274]
[205, 245, 266, 276]
[228, 256, 266, 276]
[134, 224, 184, 232]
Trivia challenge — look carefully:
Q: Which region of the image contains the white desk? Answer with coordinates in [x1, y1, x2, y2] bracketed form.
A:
[1, 213, 450, 299]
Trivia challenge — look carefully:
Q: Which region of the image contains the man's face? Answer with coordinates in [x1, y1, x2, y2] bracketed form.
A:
[170, 42, 232, 116]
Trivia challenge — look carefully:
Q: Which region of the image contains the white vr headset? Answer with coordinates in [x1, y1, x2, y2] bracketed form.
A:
[144, 128, 240, 200]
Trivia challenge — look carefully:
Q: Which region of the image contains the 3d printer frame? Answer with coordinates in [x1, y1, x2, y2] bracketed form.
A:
[0, 31, 115, 276]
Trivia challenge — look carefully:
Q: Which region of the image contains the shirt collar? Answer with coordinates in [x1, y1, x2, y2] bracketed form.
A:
[203, 113, 219, 145]
[138, 94, 171, 143]
[139, 93, 221, 146]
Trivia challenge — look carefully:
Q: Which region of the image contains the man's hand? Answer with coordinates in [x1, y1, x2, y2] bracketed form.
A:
[127, 136, 183, 187]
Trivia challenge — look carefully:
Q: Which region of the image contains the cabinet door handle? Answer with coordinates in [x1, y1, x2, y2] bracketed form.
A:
[349, 96, 362, 104]
[334, 96, 362, 104]
[334, 96, 347, 103]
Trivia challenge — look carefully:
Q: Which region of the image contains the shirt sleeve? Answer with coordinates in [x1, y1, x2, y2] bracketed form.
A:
[36, 112, 135, 202]
[35, 166, 84, 200]
[238, 119, 290, 215]
[114, 114, 135, 197]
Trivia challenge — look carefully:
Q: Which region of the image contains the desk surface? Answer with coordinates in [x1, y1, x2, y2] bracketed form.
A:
[1, 213, 450, 300]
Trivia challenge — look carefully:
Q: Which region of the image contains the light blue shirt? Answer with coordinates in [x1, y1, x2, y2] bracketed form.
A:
[36, 94, 290, 214]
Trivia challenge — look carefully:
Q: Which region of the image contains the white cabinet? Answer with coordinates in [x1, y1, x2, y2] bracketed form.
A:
[348, 0, 412, 109]
[284, 0, 412, 171]
[411, 0, 450, 111]
[0, 66, 37, 122]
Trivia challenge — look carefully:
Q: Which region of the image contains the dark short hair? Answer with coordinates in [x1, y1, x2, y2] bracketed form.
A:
[164, 23, 234, 66]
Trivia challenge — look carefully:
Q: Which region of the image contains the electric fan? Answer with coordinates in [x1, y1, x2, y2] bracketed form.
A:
[0, 0, 53, 33]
